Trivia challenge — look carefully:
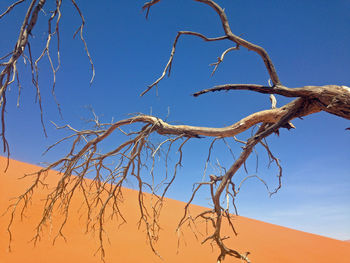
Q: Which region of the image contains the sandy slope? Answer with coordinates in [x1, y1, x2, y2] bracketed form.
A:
[1, 157, 350, 263]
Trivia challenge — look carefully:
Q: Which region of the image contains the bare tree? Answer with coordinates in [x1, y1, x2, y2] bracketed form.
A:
[4, 0, 350, 263]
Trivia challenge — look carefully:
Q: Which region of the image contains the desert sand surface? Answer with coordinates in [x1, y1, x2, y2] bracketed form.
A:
[1, 156, 350, 263]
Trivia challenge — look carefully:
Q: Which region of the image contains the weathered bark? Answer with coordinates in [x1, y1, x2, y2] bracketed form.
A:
[6, 1, 349, 263]
[194, 84, 350, 120]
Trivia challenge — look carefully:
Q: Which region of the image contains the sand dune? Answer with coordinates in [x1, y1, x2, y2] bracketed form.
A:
[1, 157, 350, 262]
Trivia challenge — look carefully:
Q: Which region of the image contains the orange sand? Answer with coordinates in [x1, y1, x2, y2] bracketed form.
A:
[1, 157, 350, 262]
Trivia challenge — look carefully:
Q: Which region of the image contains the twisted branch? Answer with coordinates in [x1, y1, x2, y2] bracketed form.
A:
[140, 31, 228, 96]
[6, 1, 349, 262]
[142, 0, 281, 97]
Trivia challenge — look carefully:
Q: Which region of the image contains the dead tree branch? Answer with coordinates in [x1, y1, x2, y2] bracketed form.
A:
[210, 45, 239, 76]
[6, 0, 349, 262]
[194, 84, 350, 120]
[142, 0, 281, 97]
[140, 31, 228, 96]
[0, 0, 26, 19]
[7, 96, 319, 261]
[0, 0, 94, 168]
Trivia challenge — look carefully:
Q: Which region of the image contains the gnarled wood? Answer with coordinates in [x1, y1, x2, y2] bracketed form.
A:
[6, 1, 349, 263]
[194, 84, 350, 120]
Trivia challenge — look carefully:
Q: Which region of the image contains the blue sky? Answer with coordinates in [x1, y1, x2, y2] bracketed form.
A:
[1, 0, 349, 240]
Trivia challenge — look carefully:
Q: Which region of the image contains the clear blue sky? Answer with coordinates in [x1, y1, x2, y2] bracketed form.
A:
[1, 0, 349, 240]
